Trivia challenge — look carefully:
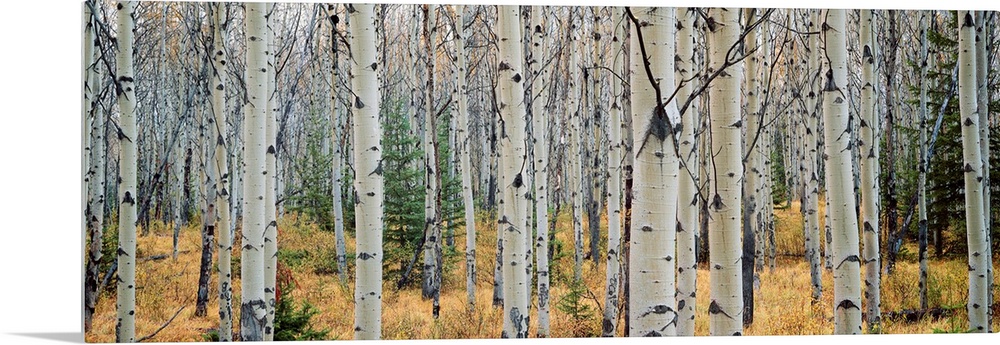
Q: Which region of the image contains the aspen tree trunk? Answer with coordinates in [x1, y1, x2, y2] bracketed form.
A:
[348, 4, 384, 339]
[497, 5, 529, 338]
[530, 6, 551, 336]
[172, 119, 183, 262]
[974, 13, 992, 327]
[84, 0, 105, 332]
[494, 124, 505, 309]
[742, 9, 761, 326]
[83, 4, 92, 255]
[675, 7, 699, 337]
[804, 9, 823, 302]
[329, 4, 348, 285]
[196, 60, 218, 318]
[627, 6, 679, 337]
[240, 3, 268, 341]
[705, 7, 744, 336]
[958, 11, 990, 333]
[917, 11, 929, 313]
[451, 4, 477, 308]
[210, 3, 233, 340]
[859, 9, 881, 330]
[420, 5, 443, 320]
[586, 8, 601, 266]
[601, 6, 624, 338]
[760, 16, 775, 273]
[196, 136, 216, 319]
[194, 7, 217, 322]
[569, 8, 584, 283]
[262, 3, 279, 340]
[883, 11, 900, 275]
[821, 9, 862, 334]
[115, 2, 137, 342]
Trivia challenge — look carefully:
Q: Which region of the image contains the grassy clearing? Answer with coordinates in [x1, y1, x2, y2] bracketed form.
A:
[86, 202, 998, 342]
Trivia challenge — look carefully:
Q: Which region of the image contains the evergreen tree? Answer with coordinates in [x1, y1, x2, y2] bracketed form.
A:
[288, 109, 335, 230]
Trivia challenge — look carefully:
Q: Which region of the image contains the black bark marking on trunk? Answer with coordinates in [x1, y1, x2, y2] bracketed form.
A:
[708, 300, 735, 320]
[836, 299, 860, 311]
[836, 254, 860, 269]
[240, 299, 267, 341]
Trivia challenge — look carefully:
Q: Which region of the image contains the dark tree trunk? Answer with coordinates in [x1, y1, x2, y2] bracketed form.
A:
[621, 164, 633, 336]
[493, 232, 504, 307]
[195, 224, 214, 316]
[183, 147, 193, 223]
[743, 201, 756, 326]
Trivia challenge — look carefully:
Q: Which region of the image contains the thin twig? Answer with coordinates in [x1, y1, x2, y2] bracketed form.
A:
[136, 306, 186, 342]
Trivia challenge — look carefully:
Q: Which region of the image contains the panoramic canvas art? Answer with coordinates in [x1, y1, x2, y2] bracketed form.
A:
[81, 1, 1000, 342]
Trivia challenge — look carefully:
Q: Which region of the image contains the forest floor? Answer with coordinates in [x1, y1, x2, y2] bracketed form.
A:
[86, 201, 1000, 342]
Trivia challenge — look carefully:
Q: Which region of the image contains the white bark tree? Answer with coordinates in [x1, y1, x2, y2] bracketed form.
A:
[263, 3, 279, 341]
[450, 4, 477, 308]
[958, 10, 990, 333]
[83, 0, 105, 332]
[115, 1, 137, 342]
[804, 9, 823, 302]
[821, 9, 862, 335]
[497, 4, 529, 338]
[240, 3, 268, 341]
[675, 7, 699, 337]
[974, 12, 993, 328]
[859, 8, 881, 330]
[329, 3, 348, 285]
[917, 10, 929, 312]
[601, 6, 624, 338]
[569, 8, 584, 283]
[529, 6, 551, 337]
[420, 4, 443, 319]
[705, 7, 744, 336]
[626, 6, 679, 337]
[742, 8, 762, 326]
[348, 3, 384, 339]
[210, 3, 233, 340]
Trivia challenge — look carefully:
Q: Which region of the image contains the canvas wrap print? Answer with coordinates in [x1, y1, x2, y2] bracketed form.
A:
[81, 1, 1000, 341]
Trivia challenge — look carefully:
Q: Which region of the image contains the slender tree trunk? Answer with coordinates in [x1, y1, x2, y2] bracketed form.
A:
[196, 177, 216, 318]
[420, 4, 442, 320]
[209, 3, 233, 339]
[601, 6, 624, 338]
[451, 4, 477, 308]
[958, 10, 990, 333]
[585, 10, 601, 265]
[115, 2, 138, 342]
[916, 10, 930, 313]
[859, 8, 882, 331]
[675, 7, 699, 337]
[240, 3, 268, 341]
[569, 8, 584, 283]
[262, 3, 279, 340]
[706, 7, 744, 336]
[497, 5, 529, 338]
[529, 6, 551, 337]
[83, 0, 105, 332]
[804, 9, 823, 302]
[172, 79, 184, 261]
[821, 9, 862, 334]
[348, 3, 384, 339]
[974, 12, 992, 329]
[626, 6, 679, 337]
[329, 4, 348, 285]
[741, 8, 761, 327]
[883, 10, 901, 275]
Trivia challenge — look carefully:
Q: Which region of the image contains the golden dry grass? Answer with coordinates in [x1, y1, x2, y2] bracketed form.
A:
[86, 203, 998, 342]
